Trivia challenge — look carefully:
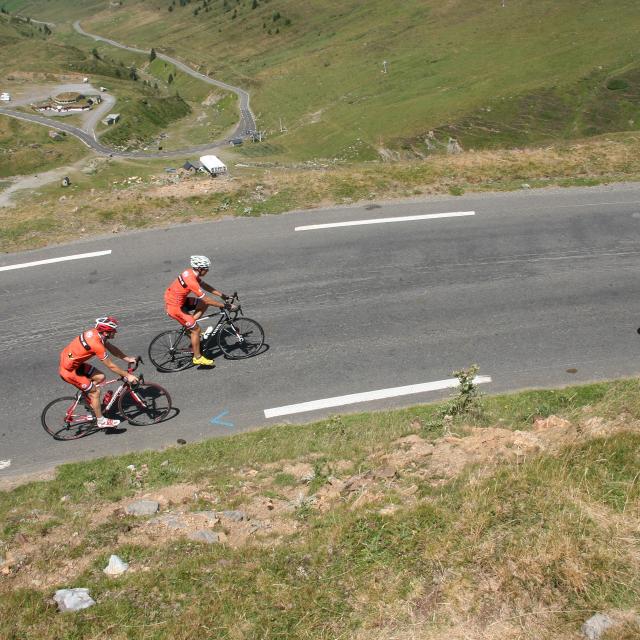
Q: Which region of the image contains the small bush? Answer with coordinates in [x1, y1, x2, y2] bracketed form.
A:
[606, 77, 630, 91]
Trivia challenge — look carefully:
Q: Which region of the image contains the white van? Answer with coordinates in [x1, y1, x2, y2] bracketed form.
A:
[199, 155, 227, 176]
[0, 93, 11, 102]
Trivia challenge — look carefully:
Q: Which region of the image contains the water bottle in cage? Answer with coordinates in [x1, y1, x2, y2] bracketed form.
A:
[202, 326, 214, 341]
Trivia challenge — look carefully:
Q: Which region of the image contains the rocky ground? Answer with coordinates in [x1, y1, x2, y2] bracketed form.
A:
[2, 410, 635, 593]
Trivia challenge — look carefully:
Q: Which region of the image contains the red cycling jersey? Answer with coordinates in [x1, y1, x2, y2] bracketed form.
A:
[59, 329, 108, 372]
[58, 329, 108, 391]
[164, 268, 205, 308]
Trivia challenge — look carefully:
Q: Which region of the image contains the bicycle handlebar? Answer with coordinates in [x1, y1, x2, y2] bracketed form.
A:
[127, 356, 143, 374]
[192, 292, 245, 322]
[228, 291, 243, 316]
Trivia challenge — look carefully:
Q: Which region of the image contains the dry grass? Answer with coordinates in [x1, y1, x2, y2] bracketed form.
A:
[3, 133, 640, 252]
[1, 380, 639, 639]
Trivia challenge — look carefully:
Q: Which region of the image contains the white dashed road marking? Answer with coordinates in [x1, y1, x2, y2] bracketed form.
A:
[264, 375, 492, 418]
[294, 210, 475, 231]
[0, 250, 112, 272]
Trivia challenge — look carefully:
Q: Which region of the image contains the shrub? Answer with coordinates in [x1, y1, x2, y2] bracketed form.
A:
[607, 78, 630, 91]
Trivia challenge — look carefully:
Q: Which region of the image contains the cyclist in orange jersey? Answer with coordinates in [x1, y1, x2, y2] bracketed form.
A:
[164, 255, 237, 366]
[58, 316, 139, 428]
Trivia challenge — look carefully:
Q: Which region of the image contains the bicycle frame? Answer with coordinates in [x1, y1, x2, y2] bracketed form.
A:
[65, 394, 96, 424]
[71, 374, 147, 421]
[43, 356, 171, 440]
[198, 311, 231, 351]
[176, 294, 244, 351]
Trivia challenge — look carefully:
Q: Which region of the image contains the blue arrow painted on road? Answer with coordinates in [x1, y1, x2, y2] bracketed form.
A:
[210, 410, 234, 427]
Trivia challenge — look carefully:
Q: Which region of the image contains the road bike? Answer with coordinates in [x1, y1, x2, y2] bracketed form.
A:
[41, 357, 172, 440]
[148, 292, 265, 372]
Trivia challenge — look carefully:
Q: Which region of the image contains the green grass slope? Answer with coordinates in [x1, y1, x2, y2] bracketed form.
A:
[1, 0, 103, 21]
[60, 0, 640, 160]
[1, 380, 639, 638]
[0, 116, 86, 178]
[100, 93, 191, 149]
[0, 11, 79, 74]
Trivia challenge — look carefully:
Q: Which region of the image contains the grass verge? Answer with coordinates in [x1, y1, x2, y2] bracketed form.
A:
[2, 132, 640, 252]
[1, 378, 639, 638]
[0, 117, 88, 178]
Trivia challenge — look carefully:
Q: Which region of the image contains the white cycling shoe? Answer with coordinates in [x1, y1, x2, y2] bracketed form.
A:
[97, 416, 121, 428]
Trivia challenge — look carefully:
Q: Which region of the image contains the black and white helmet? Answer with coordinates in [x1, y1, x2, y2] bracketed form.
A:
[190, 255, 211, 270]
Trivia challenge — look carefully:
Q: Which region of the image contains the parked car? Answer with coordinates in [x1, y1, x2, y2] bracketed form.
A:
[0, 93, 11, 102]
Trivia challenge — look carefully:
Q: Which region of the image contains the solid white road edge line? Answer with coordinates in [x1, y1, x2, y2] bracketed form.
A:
[0, 250, 112, 272]
[294, 210, 475, 231]
[264, 375, 492, 419]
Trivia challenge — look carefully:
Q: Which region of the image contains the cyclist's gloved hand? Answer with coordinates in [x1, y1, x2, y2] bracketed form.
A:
[220, 292, 230, 301]
[125, 373, 139, 385]
[224, 302, 239, 312]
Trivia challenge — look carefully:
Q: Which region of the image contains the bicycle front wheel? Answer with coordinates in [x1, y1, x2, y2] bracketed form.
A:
[118, 383, 172, 426]
[41, 396, 97, 440]
[148, 329, 193, 372]
[217, 317, 265, 359]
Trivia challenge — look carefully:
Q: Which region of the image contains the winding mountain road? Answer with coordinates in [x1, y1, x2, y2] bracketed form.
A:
[0, 21, 256, 158]
[73, 21, 256, 137]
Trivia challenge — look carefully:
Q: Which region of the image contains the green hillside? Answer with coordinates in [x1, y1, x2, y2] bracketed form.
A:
[0, 11, 70, 73]
[67, 0, 640, 160]
[0, 0, 102, 21]
[1, 379, 640, 639]
[6, 1, 640, 160]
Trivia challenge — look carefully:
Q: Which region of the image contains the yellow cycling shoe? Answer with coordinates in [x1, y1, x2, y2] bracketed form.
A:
[193, 355, 215, 366]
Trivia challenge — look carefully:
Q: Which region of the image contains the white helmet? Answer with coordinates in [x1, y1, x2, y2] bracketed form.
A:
[190, 255, 211, 270]
[95, 315, 119, 334]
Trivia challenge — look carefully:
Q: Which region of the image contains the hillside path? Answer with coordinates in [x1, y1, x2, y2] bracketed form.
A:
[0, 22, 256, 159]
[73, 21, 256, 137]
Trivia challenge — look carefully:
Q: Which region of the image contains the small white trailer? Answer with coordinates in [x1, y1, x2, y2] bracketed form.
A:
[199, 154, 227, 176]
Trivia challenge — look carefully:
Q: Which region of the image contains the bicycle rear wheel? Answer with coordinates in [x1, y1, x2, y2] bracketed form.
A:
[41, 396, 97, 440]
[118, 383, 172, 426]
[148, 329, 193, 372]
[217, 317, 265, 359]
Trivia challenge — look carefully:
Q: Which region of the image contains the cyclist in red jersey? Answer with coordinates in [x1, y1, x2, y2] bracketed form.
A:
[58, 316, 139, 428]
[164, 255, 237, 366]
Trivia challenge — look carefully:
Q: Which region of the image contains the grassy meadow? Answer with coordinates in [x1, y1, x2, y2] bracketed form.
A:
[1, 0, 103, 21]
[70, 0, 640, 161]
[1, 379, 639, 638]
[0, 116, 87, 178]
[3, 0, 640, 161]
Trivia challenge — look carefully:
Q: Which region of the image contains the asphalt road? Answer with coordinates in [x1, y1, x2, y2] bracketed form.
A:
[0, 23, 255, 158]
[1, 183, 640, 480]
